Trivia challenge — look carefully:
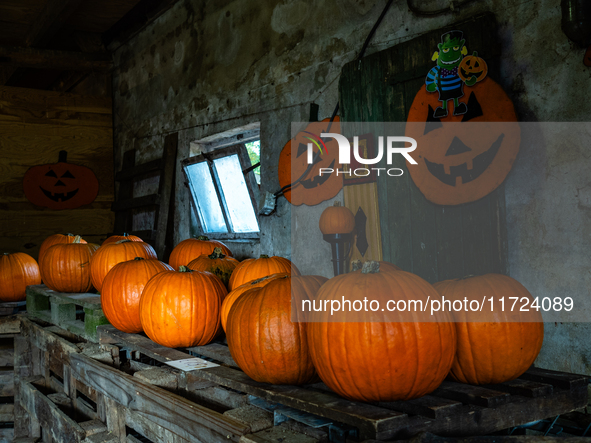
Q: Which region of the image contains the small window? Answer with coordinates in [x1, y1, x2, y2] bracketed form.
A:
[183, 140, 260, 239]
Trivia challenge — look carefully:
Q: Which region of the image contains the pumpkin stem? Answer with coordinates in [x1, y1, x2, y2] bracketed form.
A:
[473, 51, 478, 56]
[73, 235, 83, 244]
[259, 254, 269, 259]
[350, 260, 362, 272]
[134, 257, 145, 261]
[115, 239, 133, 244]
[361, 261, 380, 274]
[333, 201, 342, 207]
[196, 236, 209, 241]
[58, 150, 68, 163]
[178, 266, 193, 273]
[66, 233, 75, 237]
[208, 247, 225, 260]
[3, 253, 9, 256]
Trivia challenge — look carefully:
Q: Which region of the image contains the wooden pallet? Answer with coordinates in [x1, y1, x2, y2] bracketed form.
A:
[97, 325, 590, 441]
[12, 316, 324, 443]
[0, 315, 20, 442]
[26, 285, 109, 343]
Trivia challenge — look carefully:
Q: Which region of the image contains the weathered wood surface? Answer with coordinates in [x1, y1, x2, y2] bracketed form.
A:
[98, 324, 589, 441]
[0, 85, 114, 257]
[0, 315, 21, 334]
[0, 45, 112, 71]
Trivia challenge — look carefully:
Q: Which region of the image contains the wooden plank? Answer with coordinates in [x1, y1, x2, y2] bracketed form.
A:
[0, 366, 14, 396]
[0, 46, 112, 71]
[154, 133, 178, 259]
[0, 403, 14, 422]
[21, 379, 86, 443]
[0, 316, 20, 334]
[13, 332, 40, 439]
[518, 367, 589, 390]
[432, 381, 510, 408]
[125, 408, 193, 443]
[186, 343, 239, 368]
[69, 352, 249, 442]
[486, 378, 554, 398]
[380, 395, 463, 419]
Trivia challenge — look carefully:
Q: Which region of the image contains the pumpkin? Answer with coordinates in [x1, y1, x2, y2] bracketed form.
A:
[41, 236, 99, 293]
[277, 117, 343, 206]
[221, 273, 289, 331]
[90, 240, 157, 292]
[102, 233, 143, 246]
[0, 252, 41, 302]
[405, 77, 520, 205]
[23, 150, 99, 210]
[307, 261, 456, 401]
[139, 266, 227, 347]
[187, 247, 239, 289]
[38, 233, 87, 277]
[228, 255, 300, 290]
[101, 257, 173, 333]
[169, 236, 233, 270]
[458, 52, 488, 83]
[433, 274, 544, 385]
[319, 201, 355, 235]
[226, 274, 319, 385]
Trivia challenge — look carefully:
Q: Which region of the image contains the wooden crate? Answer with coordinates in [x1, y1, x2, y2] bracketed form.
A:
[97, 325, 590, 441]
[12, 316, 325, 443]
[0, 315, 20, 442]
[26, 285, 109, 343]
[0, 300, 26, 317]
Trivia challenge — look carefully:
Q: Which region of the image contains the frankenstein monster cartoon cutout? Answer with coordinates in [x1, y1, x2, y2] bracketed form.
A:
[426, 30, 487, 118]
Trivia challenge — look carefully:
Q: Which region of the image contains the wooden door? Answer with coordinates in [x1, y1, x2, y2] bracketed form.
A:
[339, 13, 509, 283]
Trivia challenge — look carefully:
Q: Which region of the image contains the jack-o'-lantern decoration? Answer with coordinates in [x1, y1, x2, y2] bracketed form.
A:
[405, 78, 520, 205]
[277, 117, 342, 206]
[23, 150, 99, 210]
[458, 52, 488, 83]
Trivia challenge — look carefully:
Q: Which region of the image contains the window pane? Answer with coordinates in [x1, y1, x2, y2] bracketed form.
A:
[245, 140, 261, 184]
[214, 155, 259, 233]
[185, 162, 228, 233]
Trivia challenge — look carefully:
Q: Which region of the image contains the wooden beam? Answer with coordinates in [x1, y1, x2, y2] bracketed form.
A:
[103, 0, 181, 48]
[24, 0, 84, 48]
[0, 0, 85, 86]
[0, 46, 112, 71]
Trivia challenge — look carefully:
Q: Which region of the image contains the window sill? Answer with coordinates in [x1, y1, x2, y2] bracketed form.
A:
[222, 238, 260, 245]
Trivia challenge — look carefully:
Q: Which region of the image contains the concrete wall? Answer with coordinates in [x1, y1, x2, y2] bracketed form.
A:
[112, 0, 591, 373]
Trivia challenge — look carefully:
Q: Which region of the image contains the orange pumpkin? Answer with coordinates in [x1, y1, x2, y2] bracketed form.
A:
[0, 252, 41, 302]
[226, 275, 320, 385]
[433, 274, 544, 385]
[139, 266, 227, 347]
[458, 52, 488, 83]
[39, 233, 87, 278]
[23, 150, 99, 210]
[41, 236, 99, 293]
[187, 247, 239, 289]
[277, 117, 343, 206]
[90, 240, 157, 292]
[405, 78, 520, 205]
[102, 233, 143, 245]
[169, 236, 233, 270]
[228, 255, 300, 290]
[319, 201, 355, 234]
[101, 257, 173, 333]
[307, 262, 456, 401]
[221, 273, 289, 331]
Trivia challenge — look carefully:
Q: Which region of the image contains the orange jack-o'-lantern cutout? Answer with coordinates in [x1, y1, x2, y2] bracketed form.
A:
[405, 78, 520, 205]
[458, 52, 488, 83]
[23, 150, 99, 210]
[277, 117, 343, 206]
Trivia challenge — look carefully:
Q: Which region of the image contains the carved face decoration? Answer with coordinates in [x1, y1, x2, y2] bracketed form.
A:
[278, 117, 343, 206]
[23, 151, 99, 210]
[405, 78, 520, 205]
[458, 52, 488, 83]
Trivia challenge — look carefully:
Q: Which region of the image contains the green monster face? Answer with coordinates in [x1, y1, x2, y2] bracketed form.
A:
[437, 38, 465, 68]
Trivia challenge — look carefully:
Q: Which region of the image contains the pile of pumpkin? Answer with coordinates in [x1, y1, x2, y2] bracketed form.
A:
[0, 232, 544, 403]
